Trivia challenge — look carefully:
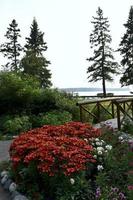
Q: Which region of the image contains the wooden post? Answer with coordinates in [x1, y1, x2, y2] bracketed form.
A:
[97, 102, 100, 122]
[111, 101, 115, 118]
[123, 102, 126, 111]
[132, 100, 133, 118]
[79, 105, 83, 122]
[116, 102, 121, 130]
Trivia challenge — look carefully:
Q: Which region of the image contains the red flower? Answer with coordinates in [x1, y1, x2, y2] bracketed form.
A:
[10, 122, 100, 176]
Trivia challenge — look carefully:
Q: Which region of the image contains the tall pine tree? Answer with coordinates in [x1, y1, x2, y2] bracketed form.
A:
[0, 19, 23, 71]
[118, 6, 133, 86]
[25, 18, 47, 55]
[87, 7, 119, 97]
[21, 18, 52, 88]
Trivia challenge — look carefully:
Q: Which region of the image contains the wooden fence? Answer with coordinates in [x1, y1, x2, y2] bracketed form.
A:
[76, 97, 133, 130]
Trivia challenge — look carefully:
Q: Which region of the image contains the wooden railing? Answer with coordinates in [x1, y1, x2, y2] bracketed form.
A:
[76, 97, 133, 130]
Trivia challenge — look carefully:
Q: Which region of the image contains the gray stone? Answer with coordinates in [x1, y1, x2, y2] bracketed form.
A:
[3, 179, 12, 190]
[11, 191, 21, 199]
[13, 194, 28, 200]
[1, 174, 8, 185]
[9, 182, 17, 193]
[1, 170, 8, 178]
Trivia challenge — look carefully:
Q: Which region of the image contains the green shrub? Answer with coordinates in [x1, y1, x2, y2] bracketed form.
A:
[31, 89, 80, 121]
[122, 117, 133, 135]
[30, 111, 72, 127]
[42, 111, 72, 125]
[0, 72, 79, 121]
[0, 71, 40, 114]
[95, 129, 132, 198]
[0, 115, 32, 135]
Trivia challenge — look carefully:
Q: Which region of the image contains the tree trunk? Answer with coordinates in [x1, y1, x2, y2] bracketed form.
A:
[101, 44, 106, 97]
[13, 29, 17, 71]
[102, 76, 106, 97]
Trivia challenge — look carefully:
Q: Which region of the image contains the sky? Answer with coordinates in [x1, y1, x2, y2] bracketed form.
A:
[0, 0, 132, 89]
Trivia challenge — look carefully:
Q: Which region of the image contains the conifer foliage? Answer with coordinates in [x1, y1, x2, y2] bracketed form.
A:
[0, 19, 23, 71]
[118, 6, 133, 86]
[25, 18, 47, 55]
[87, 7, 119, 97]
[21, 18, 52, 88]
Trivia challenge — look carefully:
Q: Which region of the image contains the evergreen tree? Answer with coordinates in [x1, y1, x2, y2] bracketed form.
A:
[118, 6, 133, 86]
[0, 19, 23, 71]
[87, 7, 119, 97]
[21, 18, 52, 88]
[25, 18, 47, 55]
[21, 50, 52, 88]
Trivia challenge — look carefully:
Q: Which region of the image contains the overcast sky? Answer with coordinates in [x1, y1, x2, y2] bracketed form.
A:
[0, 0, 132, 88]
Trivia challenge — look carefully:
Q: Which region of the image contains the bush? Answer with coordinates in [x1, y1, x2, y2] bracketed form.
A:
[0, 72, 79, 122]
[0, 72, 40, 114]
[93, 125, 133, 199]
[8, 122, 132, 199]
[9, 122, 100, 199]
[122, 117, 133, 135]
[0, 115, 32, 135]
[31, 89, 80, 121]
[30, 111, 72, 127]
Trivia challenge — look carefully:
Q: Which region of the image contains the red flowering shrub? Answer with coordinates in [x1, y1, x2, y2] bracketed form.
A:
[10, 122, 101, 176]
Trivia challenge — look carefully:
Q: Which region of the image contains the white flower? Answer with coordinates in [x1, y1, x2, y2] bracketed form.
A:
[95, 138, 99, 142]
[84, 138, 88, 143]
[70, 178, 75, 185]
[101, 140, 105, 144]
[93, 155, 97, 159]
[118, 136, 123, 141]
[12, 135, 18, 139]
[90, 137, 95, 141]
[96, 142, 103, 146]
[96, 142, 101, 146]
[97, 165, 104, 171]
[97, 147, 104, 152]
[105, 145, 112, 150]
[97, 151, 103, 155]
[9, 182, 17, 192]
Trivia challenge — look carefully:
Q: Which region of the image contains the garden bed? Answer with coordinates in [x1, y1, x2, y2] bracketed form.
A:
[1, 122, 133, 200]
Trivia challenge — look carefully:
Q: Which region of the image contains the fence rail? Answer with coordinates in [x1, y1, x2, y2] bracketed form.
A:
[76, 96, 133, 130]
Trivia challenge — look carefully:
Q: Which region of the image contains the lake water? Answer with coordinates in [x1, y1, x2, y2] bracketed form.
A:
[73, 89, 132, 96]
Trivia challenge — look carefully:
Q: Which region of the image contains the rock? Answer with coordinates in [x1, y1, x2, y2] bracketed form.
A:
[9, 182, 17, 193]
[3, 178, 12, 190]
[11, 191, 21, 199]
[13, 194, 28, 200]
[1, 174, 8, 184]
[1, 170, 8, 178]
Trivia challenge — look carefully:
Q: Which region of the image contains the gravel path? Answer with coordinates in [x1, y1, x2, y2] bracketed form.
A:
[0, 185, 10, 200]
[0, 140, 12, 162]
[0, 140, 12, 200]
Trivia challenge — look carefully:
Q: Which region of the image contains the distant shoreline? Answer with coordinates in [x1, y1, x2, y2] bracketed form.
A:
[59, 87, 131, 96]
[60, 87, 129, 92]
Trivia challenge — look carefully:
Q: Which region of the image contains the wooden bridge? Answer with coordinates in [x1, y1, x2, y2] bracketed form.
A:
[77, 97, 133, 130]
